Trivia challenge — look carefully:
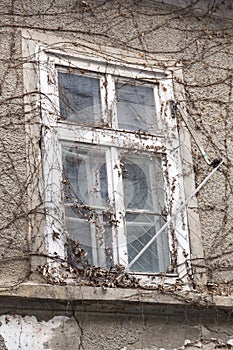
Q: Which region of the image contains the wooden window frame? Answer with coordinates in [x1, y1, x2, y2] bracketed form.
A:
[22, 32, 196, 286]
[38, 49, 190, 282]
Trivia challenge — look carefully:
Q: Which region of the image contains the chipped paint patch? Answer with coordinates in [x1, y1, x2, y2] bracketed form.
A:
[0, 315, 71, 350]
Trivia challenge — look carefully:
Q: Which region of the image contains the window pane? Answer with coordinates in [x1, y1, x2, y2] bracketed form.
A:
[65, 207, 113, 267]
[62, 144, 112, 267]
[121, 153, 169, 273]
[62, 145, 108, 207]
[126, 214, 169, 273]
[116, 82, 157, 134]
[121, 154, 164, 212]
[58, 72, 102, 126]
[65, 206, 93, 264]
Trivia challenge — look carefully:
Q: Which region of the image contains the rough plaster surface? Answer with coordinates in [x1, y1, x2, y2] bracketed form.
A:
[0, 315, 81, 350]
[0, 27, 29, 285]
[0, 0, 232, 286]
[0, 2, 232, 349]
[0, 312, 233, 350]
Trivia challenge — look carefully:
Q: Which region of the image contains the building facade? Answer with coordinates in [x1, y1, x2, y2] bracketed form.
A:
[0, 0, 232, 349]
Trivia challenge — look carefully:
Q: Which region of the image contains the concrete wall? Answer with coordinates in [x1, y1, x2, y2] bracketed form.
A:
[0, 0, 232, 349]
[0, 305, 233, 350]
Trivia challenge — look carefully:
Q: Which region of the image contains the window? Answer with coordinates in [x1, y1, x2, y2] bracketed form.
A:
[36, 47, 190, 282]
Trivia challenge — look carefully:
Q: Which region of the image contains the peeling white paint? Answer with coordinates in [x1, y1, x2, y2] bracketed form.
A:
[0, 315, 69, 350]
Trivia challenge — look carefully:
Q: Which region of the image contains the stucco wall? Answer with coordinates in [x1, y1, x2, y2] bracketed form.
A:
[0, 1, 233, 349]
[0, 306, 233, 350]
[0, 25, 29, 286]
[0, 0, 232, 286]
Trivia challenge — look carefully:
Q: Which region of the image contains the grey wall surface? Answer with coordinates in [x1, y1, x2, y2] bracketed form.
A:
[0, 305, 233, 349]
[1, 0, 232, 286]
[0, 0, 232, 349]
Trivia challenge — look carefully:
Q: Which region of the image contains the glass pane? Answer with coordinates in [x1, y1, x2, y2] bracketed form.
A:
[121, 153, 169, 273]
[62, 143, 112, 267]
[58, 72, 102, 125]
[122, 154, 165, 212]
[126, 214, 170, 273]
[65, 207, 112, 267]
[62, 144, 108, 207]
[116, 82, 157, 134]
[65, 206, 93, 264]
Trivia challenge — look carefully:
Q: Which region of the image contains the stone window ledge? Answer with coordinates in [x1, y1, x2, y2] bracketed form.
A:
[0, 283, 232, 315]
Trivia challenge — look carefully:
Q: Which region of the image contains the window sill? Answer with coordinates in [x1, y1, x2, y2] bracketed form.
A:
[0, 282, 232, 315]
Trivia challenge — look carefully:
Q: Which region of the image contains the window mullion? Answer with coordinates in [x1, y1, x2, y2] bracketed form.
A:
[105, 148, 118, 264]
[100, 75, 108, 126]
[110, 147, 128, 266]
[153, 84, 162, 133]
[106, 74, 118, 129]
[85, 155, 100, 266]
[148, 159, 168, 272]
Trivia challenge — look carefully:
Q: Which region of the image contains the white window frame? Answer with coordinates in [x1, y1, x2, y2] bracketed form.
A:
[24, 36, 192, 285]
